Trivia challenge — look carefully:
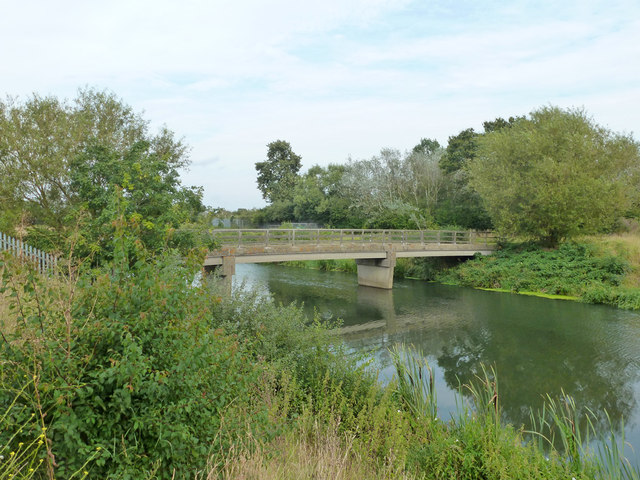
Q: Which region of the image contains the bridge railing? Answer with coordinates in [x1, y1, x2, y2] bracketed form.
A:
[211, 229, 496, 248]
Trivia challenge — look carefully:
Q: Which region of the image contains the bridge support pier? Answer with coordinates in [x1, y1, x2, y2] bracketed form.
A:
[204, 256, 236, 294]
[356, 252, 396, 289]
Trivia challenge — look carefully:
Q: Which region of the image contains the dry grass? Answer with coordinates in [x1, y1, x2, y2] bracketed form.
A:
[581, 232, 640, 287]
[202, 420, 413, 480]
[0, 262, 20, 336]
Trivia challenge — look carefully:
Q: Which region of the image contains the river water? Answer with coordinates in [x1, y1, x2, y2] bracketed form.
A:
[233, 263, 640, 455]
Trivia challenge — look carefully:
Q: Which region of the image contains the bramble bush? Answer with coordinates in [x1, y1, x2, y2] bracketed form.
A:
[0, 216, 261, 479]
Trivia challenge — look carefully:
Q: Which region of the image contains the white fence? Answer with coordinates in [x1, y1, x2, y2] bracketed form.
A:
[0, 232, 57, 274]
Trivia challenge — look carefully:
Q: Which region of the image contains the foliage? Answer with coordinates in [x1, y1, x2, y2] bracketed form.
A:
[338, 147, 443, 229]
[439, 128, 478, 174]
[67, 142, 205, 261]
[412, 138, 441, 156]
[438, 241, 639, 307]
[3, 231, 639, 478]
[390, 346, 609, 479]
[0, 380, 45, 480]
[469, 106, 640, 246]
[0, 219, 258, 478]
[394, 257, 462, 280]
[0, 89, 205, 261]
[255, 140, 302, 204]
[390, 345, 438, 422]
[0, 89, 196, 232]
[434, 117, 523, 230]
[281, 259, 358, 273]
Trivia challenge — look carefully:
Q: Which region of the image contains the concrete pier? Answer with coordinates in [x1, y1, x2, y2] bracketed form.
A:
[355, 252, 396, 289]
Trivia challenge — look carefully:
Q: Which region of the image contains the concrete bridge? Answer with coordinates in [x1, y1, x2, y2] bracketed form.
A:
[204, 229, 497, 289]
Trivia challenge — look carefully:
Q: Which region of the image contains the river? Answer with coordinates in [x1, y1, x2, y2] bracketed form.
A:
[233, 262, 640, 457]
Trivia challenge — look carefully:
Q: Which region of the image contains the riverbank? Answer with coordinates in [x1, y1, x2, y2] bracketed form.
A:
[439, 235, 640, 309]
[2, 241, 637, 478]
[282, 233, 640, 309]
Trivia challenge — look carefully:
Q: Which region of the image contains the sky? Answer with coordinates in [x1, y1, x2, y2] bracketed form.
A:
[2, 0, 639, 210]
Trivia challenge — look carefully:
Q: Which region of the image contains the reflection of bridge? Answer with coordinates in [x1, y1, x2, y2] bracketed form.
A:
[205, 229, 497, 289]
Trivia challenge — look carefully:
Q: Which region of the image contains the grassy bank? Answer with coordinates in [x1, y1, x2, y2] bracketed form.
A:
[438, 235, 640, 309]
[281, 256, 460, 280]
[2, 229, 639, 478]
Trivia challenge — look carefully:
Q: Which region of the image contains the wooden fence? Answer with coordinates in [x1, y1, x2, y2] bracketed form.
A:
[0, 232, 57, 274]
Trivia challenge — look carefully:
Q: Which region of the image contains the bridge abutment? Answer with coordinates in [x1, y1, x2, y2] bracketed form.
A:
[356, 252, 396, 289]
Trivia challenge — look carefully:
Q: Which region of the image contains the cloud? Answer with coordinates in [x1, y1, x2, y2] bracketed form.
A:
[2, 0, 639, 209]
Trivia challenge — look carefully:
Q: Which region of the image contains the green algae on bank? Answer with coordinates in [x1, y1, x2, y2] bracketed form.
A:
[475, 286, 579, 301]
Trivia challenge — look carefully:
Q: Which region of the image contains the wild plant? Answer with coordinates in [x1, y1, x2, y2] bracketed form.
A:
[389, 344, 438, 423]
[528, 391, 640, 479]
[464, 364, 500, 432]
[0, 213, 261, 479]
[0, 380, 44, 480]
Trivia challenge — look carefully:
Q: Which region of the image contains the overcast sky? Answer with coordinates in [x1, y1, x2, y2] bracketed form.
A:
[2, 0, 639, 210]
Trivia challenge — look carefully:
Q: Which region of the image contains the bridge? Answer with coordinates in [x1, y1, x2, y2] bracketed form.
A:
[205, 229, 497, 289]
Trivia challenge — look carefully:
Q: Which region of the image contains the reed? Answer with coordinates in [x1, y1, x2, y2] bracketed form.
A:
[389, 344, 438, 423]
[527, 389, 640, 479]
[463, 364, 501, 431]
[593, 411, 640, 480]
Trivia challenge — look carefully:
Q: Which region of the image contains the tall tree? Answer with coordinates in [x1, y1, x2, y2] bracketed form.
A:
[435, 119, 521, 229]
[70, 141, 204, 260]
[412, 138, 441, 156]
[0, 88, 190, 232]
[255, 140, 302, 203]
[439, 128, 478, 174]
[468, 106, 640, 246]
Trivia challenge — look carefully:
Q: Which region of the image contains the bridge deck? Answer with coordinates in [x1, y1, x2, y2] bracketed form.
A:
[205, 229, 496, 266]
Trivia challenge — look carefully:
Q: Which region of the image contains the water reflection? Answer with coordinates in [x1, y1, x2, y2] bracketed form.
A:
[234, 263, 640, 450]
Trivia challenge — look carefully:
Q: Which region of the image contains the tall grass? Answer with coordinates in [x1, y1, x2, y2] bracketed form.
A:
[390, 344, 640, 479]
[582, 233, 640, 288]
[389, 344, 437, 422]
[202, 416, 413, 480]
[528, 391, 640, 479]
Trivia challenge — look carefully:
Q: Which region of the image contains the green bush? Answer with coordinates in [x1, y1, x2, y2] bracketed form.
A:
[439, 242, 632, 302]
[0, 221, 260, 479]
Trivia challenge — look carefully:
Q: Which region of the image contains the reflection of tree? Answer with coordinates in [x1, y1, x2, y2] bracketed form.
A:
[435, 302, 639, 437]
[257, 266, 640, 443]
[437, 332, 487, 390]
[263, 266, 384, 327]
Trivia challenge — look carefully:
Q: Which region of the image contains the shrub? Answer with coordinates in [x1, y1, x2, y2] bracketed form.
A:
[0, 219, 260, 478]
[439, 242, 631, 301]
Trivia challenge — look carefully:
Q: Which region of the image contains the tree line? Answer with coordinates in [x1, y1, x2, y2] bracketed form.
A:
[248, 107, 640, 246]
[1, 89, 638, 253]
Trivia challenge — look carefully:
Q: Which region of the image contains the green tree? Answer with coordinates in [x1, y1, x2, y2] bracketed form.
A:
[338, 148, 442, 229]
[255, 140, 302, 203]
[439, 128, 478, 174]
[468, 106, 640, 246]
[0, 88, 196, 241]
[435, 119, 523, 230]
[412, 137, 441, 156]
[69, 141, 204, 261]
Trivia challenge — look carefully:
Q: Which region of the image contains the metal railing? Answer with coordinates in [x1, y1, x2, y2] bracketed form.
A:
[211, 229, 496, 249]
[1, 232, 57, 274]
